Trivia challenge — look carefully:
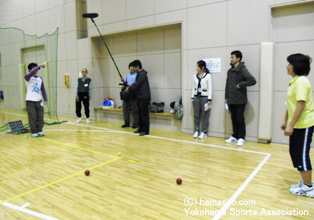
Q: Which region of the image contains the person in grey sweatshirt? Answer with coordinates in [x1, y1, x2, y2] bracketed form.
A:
[225, 50, 256, 146]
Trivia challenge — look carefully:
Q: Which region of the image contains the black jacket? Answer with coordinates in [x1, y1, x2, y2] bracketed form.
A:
[225, 62, 256, 104]
[128, 69, 151, 100]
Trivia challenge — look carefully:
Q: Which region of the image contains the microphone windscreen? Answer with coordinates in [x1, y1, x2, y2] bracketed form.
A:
[82, 13, 99, 18]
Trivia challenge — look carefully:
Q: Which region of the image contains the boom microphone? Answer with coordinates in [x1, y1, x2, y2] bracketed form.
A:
[84, 12, 123, 78]
[82, 13, 99, 19]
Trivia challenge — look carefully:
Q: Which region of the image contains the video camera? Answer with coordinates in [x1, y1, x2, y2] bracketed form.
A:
[119, 82, 130, 101]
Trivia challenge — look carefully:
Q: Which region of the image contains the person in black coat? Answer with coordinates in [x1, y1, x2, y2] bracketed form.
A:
[225, 50, 256, 146]
[125, 60, 151, 136]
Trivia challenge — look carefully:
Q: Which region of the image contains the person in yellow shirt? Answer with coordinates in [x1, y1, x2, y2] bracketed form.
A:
[281, 53, 314, 198]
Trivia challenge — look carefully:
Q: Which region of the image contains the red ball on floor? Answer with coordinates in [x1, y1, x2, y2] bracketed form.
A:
[176, 178, 182, 185]
[85, 170, 90, 176]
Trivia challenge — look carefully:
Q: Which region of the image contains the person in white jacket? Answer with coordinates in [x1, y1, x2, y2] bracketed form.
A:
[191, 60, 212, 139]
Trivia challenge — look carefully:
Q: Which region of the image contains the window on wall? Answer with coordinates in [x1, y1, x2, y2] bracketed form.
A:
[271, 1, 314, 42]
[21, 46, 45, 72]
[76, 0, 87, 39]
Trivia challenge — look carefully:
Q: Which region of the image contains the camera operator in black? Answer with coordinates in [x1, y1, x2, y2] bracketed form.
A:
[125, 60, 151, 136]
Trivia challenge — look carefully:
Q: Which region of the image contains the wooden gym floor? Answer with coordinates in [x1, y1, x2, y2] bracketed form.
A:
[0, 108, 313, 219]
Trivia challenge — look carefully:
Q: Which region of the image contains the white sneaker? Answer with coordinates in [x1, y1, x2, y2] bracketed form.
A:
[76, 118, 82, 123]
[198, 132, 207, 139]
[290, 183, 314, 197]
[306, 188, 314, 198]
[193, 131, 199, 138]
[226, 136, 237, 143]
[86, 118, 90, 124]
[31, 133, 38, 137]
[237, 138, 245, 147]
[38, 132, 45, 136]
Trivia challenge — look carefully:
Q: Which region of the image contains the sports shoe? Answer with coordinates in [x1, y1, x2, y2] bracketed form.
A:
[236, 138, 245, 147]
[291, 179, 314, 188]
[38, 132, 45, 136]
[76, 118, 82, 123]
[193, 131, 199, 138]
[30, 133, 39, 137]
[290, 183, 314, 196]
[198, 132, 207, 139]
[306, 188, 314, 198]
[86, 118, 90, 124]
[226, 136, 237, 143]
[121, 124, 130, 128]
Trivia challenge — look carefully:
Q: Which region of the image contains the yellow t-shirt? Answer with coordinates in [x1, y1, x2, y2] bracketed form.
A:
[287, 75, 314, 128]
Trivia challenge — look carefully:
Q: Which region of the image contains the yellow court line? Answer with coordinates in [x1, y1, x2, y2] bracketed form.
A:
[39, 138, 119, 159]
[1, 157, 120, 204]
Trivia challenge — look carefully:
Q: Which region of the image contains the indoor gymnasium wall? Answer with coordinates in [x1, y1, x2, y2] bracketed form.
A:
[85, 0, 313, 142]
[271, 2, 314, 144]
[90, 24, 182, 112]
[0, 0, 312, 143]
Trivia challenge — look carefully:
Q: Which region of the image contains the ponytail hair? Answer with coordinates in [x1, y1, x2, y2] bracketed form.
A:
[197, 60, 210, 73]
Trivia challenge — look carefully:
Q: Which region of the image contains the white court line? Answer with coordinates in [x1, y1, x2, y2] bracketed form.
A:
[0, 110, 277, 153]
[0, 111, 302, 150]
[212, 154, 271, 220]
[143, 134, 270, 155]
[20, 202, 30, 208]
[66, 122, 270, 155]
[0, 200, 58, 220]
